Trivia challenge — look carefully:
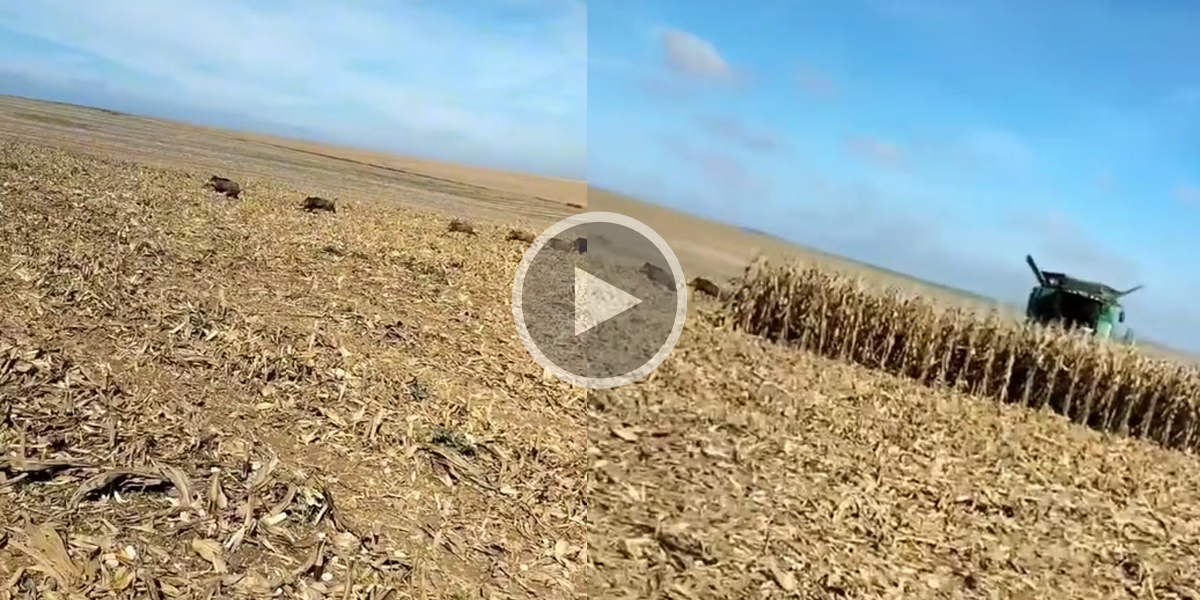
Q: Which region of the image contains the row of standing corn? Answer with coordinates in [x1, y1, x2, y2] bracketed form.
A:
[726, 261, 1200, 452]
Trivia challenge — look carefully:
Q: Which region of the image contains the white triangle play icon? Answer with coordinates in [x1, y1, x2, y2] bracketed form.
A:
[574, 267, 642, 336]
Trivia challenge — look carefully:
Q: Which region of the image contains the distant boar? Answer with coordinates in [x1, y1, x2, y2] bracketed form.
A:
[640, 261, 675, 291]
[573, 237, 587, 253]
[204, 175, 241, 199]
[448, 219, 476, 235]
[546, 238, 572, 252]
[303, 196, 336, 213]
[506, 229, 536, 243]
[689, 276, 723, 298]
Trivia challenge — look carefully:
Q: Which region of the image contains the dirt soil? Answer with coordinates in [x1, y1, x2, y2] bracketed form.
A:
[1, 96, 1199, 599]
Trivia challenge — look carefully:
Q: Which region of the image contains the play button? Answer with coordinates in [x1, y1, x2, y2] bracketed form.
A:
[512, 212, 688, 389]
[574, 268, 641, 335]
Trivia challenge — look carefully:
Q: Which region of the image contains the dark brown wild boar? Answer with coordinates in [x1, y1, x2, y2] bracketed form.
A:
[689, 276, 723, 298]
[448, 219, 476, 235]
[506, 229, 536, 243]
[640, 261, 675, 291]
[204, 175, 241, 199]
[303, 196, 336, 213]
[546, 238, 572, 252]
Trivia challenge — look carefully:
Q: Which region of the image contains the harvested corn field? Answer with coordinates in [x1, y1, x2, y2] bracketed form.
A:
[0, 141, 585, 599]
[587, 320, 1200, 599]
[727, 261, 1200, 452]
[3, 100, 1200, 600]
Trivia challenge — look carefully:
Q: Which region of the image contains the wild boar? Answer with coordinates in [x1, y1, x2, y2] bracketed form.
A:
[303, 196, 336, 213]
[204, 175, 241, 199]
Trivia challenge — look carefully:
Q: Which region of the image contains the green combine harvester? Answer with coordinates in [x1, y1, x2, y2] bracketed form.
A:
[1024, 254, 1142, 342]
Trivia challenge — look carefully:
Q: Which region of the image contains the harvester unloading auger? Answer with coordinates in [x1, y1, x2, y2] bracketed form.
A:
[1024, 254, 1143, 342]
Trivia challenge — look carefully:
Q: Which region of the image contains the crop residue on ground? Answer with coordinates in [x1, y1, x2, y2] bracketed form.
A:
[0, 141, 585, 599]
[2, 128, 1200, 600]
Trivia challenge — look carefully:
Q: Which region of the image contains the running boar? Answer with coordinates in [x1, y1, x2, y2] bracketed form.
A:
[689, 276, 723, 298]
[640, 261, 675, 291]
[506, 229, 536, 243]
[448, 219, 476, 235]
[303, 196, 336, 213]
[204, 175, 241, 199]
[546, 238, 572, 252]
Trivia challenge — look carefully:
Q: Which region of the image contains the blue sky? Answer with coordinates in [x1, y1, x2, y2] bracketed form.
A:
[588, 0, 1200, 351]
[1, 0, 1199, 350]
[0, 0, 585, 176]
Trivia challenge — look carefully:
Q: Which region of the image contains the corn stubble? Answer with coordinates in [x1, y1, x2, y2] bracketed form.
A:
[0, 140, 585, 599]
[727, 261, 1200, 451]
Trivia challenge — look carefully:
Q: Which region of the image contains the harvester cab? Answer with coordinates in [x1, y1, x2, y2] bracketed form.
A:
[1023, 254, 1143, 341]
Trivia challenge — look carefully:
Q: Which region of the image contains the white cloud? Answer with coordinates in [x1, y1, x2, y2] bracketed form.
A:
[1174, 184, 1200, 205]
[698, 116, 787, 154]
[795, 64, 838, 99]
[0, 0, 586, 176]
[658, 28, 732, 80]
[961, 129, 1034, 172]
[661, 136, 772, 197]
[846, 136, 903, 167]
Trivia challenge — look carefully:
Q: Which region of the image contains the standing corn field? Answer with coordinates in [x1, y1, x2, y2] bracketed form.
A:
[726, 260, 1200, 452]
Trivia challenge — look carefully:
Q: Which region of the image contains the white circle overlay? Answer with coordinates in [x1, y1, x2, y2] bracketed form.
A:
[511, 212, 688, 389]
